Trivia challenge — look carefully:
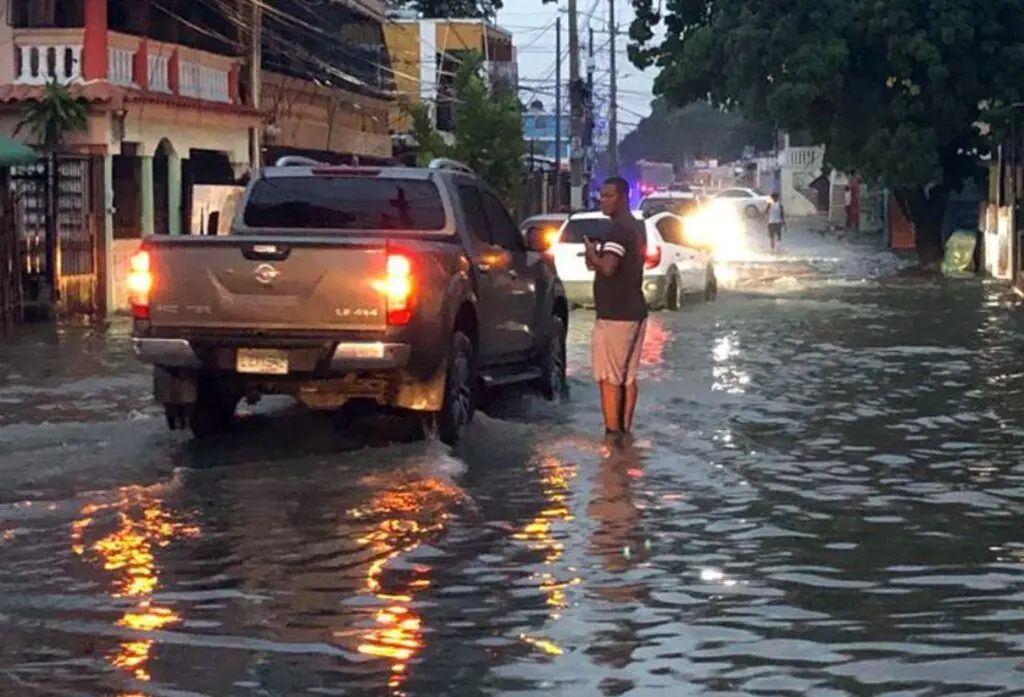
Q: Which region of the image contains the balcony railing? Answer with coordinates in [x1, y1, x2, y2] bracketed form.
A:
[15, 43, 83, 85]
[179, 60, 230, 103]
[11, 29, 237, 106]
[148, 54, 171, 93]
[108, 47, 134, 86]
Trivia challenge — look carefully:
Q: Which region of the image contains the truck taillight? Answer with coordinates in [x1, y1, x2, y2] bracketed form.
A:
[128, 250, 153, 320]
[645, 244, 662, 270]
[385, 253, 414, 326]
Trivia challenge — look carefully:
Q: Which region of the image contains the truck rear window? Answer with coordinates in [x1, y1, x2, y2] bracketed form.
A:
[561, 218, 612, 244]
[243, 177, 447, 231]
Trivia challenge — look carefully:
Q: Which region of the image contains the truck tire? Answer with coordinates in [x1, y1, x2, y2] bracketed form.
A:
[434, 330, 476, 445]
[189, 377, 238, 439]
[538, 316, 569, 401]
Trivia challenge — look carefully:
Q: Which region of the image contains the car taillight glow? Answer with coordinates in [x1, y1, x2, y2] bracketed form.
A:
[542, 227, 561, 252]
[385, 253, 414, 325]
[128, 250, 152, 320]
[645, 244, 662, 270]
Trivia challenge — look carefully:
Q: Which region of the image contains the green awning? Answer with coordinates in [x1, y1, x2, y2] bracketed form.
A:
[0, 136, 37, 167]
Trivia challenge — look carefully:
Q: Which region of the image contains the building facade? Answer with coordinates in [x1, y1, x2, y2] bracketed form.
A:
[522, 104, 570, 167]
[384, 17, 517, 141]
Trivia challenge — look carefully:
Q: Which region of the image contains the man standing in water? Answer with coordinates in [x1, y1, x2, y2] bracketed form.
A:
[584, 177, 648, 436]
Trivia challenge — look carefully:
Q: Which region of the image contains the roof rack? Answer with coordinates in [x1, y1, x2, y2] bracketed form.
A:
[427, 158, 475, 175]
[275, 155, 323, 167]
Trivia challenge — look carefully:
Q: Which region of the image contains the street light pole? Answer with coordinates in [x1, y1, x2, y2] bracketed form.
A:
[568, 0, 584, 210]
[608, 0, 618, 176]
[554, 16, 562, 211]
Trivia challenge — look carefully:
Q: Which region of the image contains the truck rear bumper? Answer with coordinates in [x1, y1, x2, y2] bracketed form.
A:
[133, 338, 412, 371]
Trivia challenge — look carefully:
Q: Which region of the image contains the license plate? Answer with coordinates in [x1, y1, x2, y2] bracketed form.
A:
[236, 348, 289, 375]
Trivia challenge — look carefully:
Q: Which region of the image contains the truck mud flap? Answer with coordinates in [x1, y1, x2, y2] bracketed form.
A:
[154, 367, 198, 405]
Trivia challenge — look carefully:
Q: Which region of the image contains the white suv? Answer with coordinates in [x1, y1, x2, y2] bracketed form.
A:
[552, 211, 717, 310]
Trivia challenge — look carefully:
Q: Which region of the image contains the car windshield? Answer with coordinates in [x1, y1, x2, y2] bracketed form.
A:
[561, 218, 613, 243]
[242, 177, 447, 231]
[641, 198, 699, 218]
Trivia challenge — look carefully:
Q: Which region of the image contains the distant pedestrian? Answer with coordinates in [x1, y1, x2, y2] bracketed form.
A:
[584, 177, 648, 437]
[844, 185, 854, 230]
[767, 192, 785, 251]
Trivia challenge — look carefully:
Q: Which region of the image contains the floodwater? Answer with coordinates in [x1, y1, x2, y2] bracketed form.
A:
[1, 224, 1023, 696]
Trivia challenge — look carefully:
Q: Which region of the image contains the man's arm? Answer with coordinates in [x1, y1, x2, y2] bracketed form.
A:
[585, 238, 623, 277]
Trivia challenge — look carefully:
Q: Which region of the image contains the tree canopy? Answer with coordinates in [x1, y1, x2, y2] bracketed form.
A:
[628, 0, 1024, 261]
[619, 99, 774, 169]
[387, 0, 502, 17]
[410, 53, 524, 205]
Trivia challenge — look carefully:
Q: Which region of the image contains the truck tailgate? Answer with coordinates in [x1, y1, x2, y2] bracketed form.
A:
[147, 237, 388, 332]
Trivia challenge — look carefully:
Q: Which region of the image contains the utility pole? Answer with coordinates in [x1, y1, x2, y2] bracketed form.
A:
[248, 0, 263, 170]
[587, 27, 595, 192]
[568, 0, 584, 209]
[608, 0, 619, 176]
[553, 16, 562, 211]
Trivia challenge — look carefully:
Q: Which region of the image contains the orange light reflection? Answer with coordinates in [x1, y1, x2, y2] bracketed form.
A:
[347, 478, 459, 692]
[71, 489, 199, 683]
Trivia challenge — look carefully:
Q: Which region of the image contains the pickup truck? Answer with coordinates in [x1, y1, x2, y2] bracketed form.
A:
[129, 161, 569, 444]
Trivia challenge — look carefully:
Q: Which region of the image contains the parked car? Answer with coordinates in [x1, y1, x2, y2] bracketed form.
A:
[639, 190, 701, 219]
[519, 213, 568, 249]
[551, 211, 717, 311]
[714, 187, 772, 219]
[130, 160, 569, 444]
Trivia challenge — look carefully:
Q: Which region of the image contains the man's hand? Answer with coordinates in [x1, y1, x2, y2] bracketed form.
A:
[586, 238, 622, 277]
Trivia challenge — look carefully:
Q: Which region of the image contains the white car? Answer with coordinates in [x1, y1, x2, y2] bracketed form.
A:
[714, 187, 773, 219]
[639, 190, 701, 219]
[552, 211, 717, 310]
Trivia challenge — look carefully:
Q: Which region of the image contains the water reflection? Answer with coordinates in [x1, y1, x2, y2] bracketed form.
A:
[712, 330, 750, 394]
[346, 474, 461, 692]
[71, 488, 199, 683]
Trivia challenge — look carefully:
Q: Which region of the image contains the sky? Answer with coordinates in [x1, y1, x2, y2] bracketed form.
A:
[496, 0, 659, 137]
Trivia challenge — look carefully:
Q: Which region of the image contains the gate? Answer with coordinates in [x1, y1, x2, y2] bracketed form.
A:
[11, 155, 98, 317]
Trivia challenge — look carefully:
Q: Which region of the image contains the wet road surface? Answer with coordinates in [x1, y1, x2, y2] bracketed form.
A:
[2, 224, 1024, 696]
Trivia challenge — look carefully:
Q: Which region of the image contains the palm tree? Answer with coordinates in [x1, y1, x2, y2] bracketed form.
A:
[14, 80, 89, 306]
[15, 80, 89, 150]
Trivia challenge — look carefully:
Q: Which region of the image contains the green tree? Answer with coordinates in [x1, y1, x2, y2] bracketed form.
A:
[408, 102, 450, 166]
[449, 54, 524, 204]
[619, 99, 774, 169]
[15, 80, 88, 150]
[628, 0, 1024, 264]
[387, 0, 503, 18]
[409, 53, 524, 205]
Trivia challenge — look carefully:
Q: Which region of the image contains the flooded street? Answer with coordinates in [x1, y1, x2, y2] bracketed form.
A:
[2, 223, 1023, 696]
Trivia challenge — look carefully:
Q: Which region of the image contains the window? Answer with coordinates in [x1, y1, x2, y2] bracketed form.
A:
[481, 191, 522, 250]
[720, 189, 747, 199]
[243, 177, 446, 231]
[458, 185, 490, 244]
[656, 217, 685, 246]
[561, 218, 612, 244]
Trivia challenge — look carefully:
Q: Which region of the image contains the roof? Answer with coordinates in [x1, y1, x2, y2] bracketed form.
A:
[0, 135, 37, 167]
[0, 83, 260, 116]
[259, 164, 436, 181]
[642, 191, 696, 200]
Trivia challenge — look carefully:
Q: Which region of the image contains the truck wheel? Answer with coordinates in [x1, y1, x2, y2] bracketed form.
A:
[436, 331, 476, 445]
[189, 378, 238, 439]
[538, 316, 569, 402]
[745, 204, 760, 219]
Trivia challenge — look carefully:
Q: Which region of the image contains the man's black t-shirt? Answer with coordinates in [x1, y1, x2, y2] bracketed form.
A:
[594, 212, 648, 321]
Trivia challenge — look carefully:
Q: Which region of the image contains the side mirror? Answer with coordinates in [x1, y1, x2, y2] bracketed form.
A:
[526, 226, 560, 253]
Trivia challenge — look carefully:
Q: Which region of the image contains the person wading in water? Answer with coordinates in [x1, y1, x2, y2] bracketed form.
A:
[584, 177, 649, 438]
